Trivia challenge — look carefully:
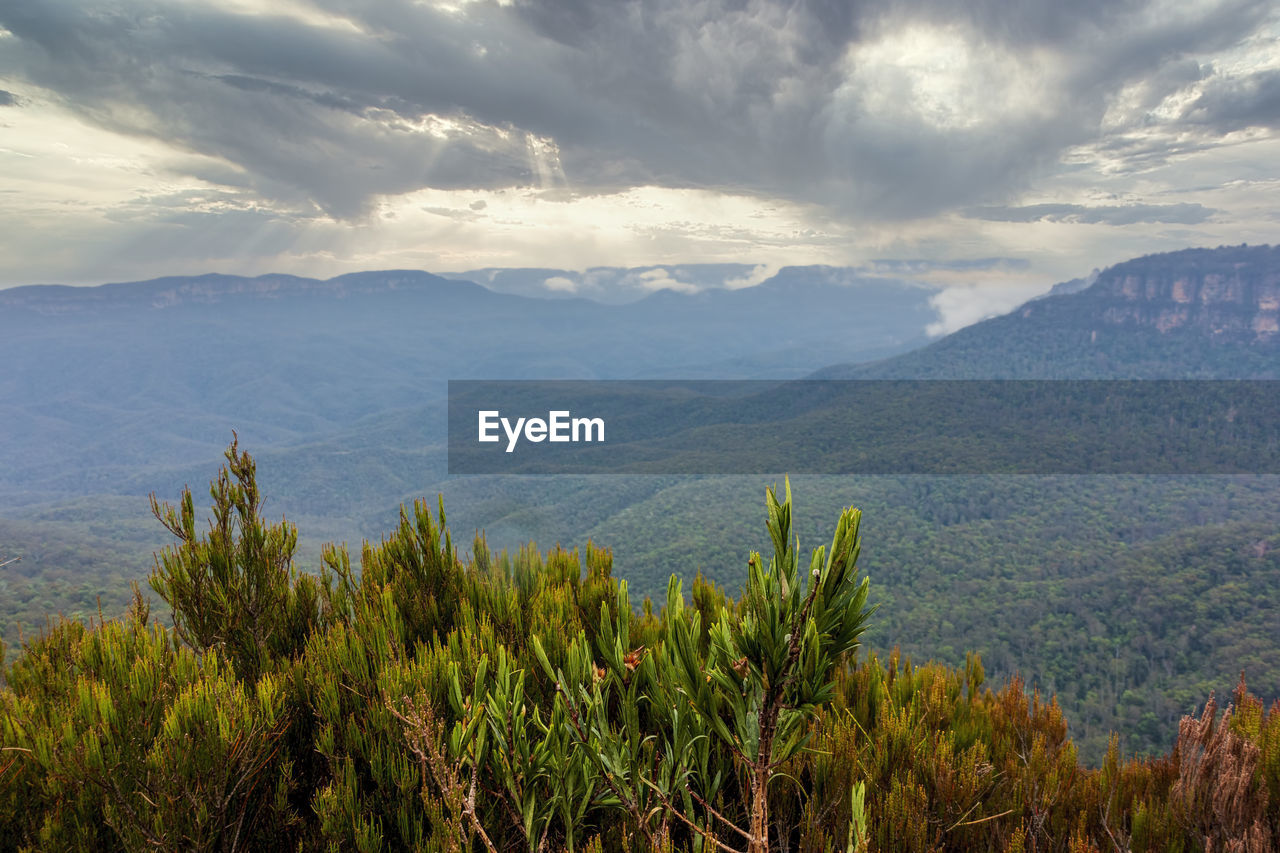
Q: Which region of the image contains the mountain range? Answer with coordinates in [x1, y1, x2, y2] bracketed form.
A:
[0, 266, 939, 506]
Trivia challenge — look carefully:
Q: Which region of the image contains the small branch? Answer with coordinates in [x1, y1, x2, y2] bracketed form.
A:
[685, 783, 753, 843]
[641, 778, 744, 853]
[555, 681, 660, 850]
[389, 697, 499, 853]
[1100, 799, 1129, 853]
[947, 808, 1013, 831]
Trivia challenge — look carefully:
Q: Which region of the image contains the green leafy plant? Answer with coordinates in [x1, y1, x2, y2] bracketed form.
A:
[148, 435, 321, 683]
[658, 479, 874, 852]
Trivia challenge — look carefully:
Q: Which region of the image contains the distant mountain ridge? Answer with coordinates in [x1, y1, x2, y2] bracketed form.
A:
[0, 265, 939, 318]
[815, 244, 1280, 379]
[0, 270, 495, 313]
[438, 264, 764, 303]
[0, 264, 941, 510]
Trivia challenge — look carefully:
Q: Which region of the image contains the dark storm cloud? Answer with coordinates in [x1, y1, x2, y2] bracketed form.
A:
[966, 202, 1218, 225]
[0, 0, 1274, 220]
[1183, 68, 1280, 131]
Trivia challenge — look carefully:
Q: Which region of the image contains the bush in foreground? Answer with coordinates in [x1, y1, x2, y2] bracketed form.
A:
[2, 441, 1278, 851]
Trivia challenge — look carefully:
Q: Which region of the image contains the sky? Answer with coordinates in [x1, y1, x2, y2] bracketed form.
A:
[1, 0, 1278, 321]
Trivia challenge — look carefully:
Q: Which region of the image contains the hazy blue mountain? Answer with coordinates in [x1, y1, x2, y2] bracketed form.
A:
[0, 266, 939, 508]
[438, 264, 765, 303]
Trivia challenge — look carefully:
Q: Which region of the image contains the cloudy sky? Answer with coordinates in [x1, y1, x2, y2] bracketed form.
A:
[1, 0, 1277, 311]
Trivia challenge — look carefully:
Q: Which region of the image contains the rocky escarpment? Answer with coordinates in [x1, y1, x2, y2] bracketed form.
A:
[1022, 244, 1280, 341]
[815, 243, 1280, 379]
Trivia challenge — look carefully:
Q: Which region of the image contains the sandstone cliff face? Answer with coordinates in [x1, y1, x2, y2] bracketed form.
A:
[821, 244, 1280, 380]
[1086, 245, 1280, 341]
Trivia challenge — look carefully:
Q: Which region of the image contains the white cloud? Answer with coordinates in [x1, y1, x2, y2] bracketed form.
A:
[723, 263, 777, 290]
[633, 267, 699, 294]
[926, 280, 1057, 336]
[842, 22, 1054, 133]
[542, 275, 578, 292]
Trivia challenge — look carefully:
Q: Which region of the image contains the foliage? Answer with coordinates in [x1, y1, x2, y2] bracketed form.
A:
[149, 436, 324, 683]
[0, 593, 295, 851]
[3, 445, 1279, 851]
[10, 472, 1280, 765]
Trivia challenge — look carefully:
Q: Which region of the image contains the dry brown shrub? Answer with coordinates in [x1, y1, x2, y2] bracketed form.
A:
[1171, 691, 1272, 853]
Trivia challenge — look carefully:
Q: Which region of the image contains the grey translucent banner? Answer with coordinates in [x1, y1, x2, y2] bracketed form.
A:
[447, 380, 1280, 475]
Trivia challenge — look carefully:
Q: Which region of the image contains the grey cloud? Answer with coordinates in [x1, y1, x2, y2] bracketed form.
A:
[820, 0, 1272, 217]
[966, 202, 1217, 225]
[1, 1, 569, 215]
[0, 0, 1274, 220]
[887, 0, 1151, 46]
[422, 205, 485, 222]
[864, 258, 1032, 275]
[1183, 68, 1280, 131]
[100, 205, 319, 267]
[0, 89, 16, 106]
